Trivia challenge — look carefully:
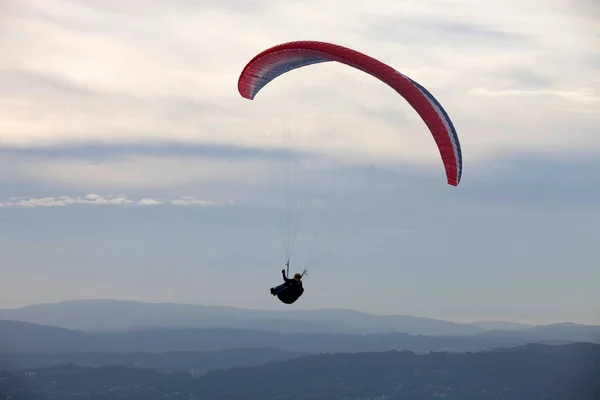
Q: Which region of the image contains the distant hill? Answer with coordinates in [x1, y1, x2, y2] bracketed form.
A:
[90, 327, 576, 354]
[0, 299, 484, 336]
[473, 321, 533, 331]
[0, 319, 583, 359]
[0, 348, 307, 373]
[472, 321, 600, 342]
[2, 343, 598, 400]
[3, 299, 598, 341]
[474, 323, 600, 344]
[0, 320, 103, 354]
[529, 322, 600, 342]
[197, 343, 600, 399]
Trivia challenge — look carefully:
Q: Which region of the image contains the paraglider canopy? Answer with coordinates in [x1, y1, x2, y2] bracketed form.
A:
[237, 40, 463, 186]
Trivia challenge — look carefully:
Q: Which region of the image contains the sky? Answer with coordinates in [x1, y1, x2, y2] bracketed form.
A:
[0, 0, 599, 325]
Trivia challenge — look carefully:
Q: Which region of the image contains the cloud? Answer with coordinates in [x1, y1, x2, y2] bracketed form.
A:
[0, 0, 597, 212]
[0, 0, 597, 171]
[469, 87, 600, 103]
[0, 194, 230, 208]
[137, 197, 163, 206]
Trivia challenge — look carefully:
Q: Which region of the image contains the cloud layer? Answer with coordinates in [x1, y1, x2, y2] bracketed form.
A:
[1, 0, 598, 182]
[0, 194, 229, 208]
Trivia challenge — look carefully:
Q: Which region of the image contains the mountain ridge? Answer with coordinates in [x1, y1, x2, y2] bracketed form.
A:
[3, 299, 597, 337]
[0, 299, 484, 335]
[0, 319, 589, 358]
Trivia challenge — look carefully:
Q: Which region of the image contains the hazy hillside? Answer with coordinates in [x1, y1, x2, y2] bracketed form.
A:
[0, 320, 103, 354]
[473, 320, 533, 331]
[0, 320, 578, 358]
[474, 323, 600, 344]
[530, 322, 600, 342]
[92, 327, 577, 354]
[2, 343, 598, 400]
[0, 348, 307, 373]
[0, 299, 484, 335]
[197, 342, 600, 399]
